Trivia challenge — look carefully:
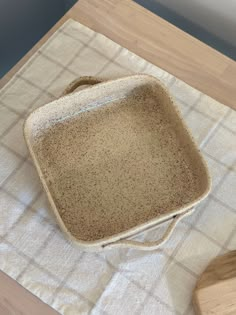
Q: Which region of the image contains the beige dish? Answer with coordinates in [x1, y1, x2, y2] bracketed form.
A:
[24, 74, 211, 251]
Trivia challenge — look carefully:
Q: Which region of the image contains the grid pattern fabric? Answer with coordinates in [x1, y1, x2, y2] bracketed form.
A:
[0, 19, 235, 315]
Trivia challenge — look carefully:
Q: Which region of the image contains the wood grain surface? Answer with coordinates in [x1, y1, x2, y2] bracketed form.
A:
[1, 0, 236, 110]
[0, 271, 59, 314]
[0, 0, 236, 314]
[193, 251, 236, 315]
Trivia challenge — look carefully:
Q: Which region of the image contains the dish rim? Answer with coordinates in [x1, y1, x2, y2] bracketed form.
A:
[24, 74, 211, 248]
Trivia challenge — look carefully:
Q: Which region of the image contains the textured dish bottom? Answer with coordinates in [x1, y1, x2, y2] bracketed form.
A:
[35, 91, 201, 241]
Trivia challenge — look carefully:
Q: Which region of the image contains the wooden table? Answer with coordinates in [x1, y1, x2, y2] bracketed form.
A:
[1, 0, 236, 110]
[1, 0, 236, 314]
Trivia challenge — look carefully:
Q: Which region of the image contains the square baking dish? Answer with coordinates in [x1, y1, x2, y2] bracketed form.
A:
[24, 75, 211, 251]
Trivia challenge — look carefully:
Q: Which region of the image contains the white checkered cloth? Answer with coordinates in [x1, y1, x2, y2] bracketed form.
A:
[0, 19, 235, 315]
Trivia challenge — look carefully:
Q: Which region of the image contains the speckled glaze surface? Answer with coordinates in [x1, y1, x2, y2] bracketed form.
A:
[24, 75, 211, 250]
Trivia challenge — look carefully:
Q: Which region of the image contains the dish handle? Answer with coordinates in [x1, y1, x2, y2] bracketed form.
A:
[103, 209, 194, 251]
[61, 76, 103, 96]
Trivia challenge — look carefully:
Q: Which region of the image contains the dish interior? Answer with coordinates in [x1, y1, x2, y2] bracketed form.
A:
[27, 77, 209, 242]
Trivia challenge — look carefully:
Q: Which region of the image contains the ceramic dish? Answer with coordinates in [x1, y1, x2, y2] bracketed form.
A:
[24, 75, 211, 251]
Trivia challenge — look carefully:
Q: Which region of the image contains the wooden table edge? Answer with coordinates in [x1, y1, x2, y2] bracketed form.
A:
[0, 0, 236, 314]
[0, 271, 59, 314]
[0, 0, 236, 110]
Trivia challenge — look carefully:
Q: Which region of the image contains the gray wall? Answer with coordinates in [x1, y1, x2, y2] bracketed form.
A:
[0, 0, 76, 78]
